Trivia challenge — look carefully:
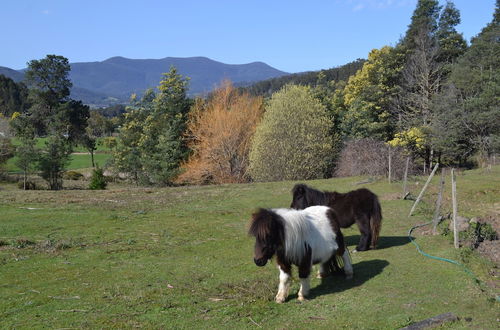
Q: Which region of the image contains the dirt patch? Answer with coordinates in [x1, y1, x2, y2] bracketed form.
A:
[474, 215, 499, 267]
[476, 240, 500, 266]
[381, 192, 402, 201]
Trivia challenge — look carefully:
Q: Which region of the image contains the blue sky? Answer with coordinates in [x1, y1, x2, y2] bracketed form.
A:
[0, 0, 496, 73]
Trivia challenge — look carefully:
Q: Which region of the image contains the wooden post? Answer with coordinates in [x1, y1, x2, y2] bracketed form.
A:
[451, 168, 459, 248]
[402, 156, 410, 199]
[409, 163, 439, 217]
[388, 146, 392, 183]
[432, 168, 445, 234]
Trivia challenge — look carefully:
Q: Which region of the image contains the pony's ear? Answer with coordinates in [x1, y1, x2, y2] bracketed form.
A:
[292, 183, 305, 196]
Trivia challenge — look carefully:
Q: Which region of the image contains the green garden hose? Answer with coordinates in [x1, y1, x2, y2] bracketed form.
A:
[408, 221, 500, 303]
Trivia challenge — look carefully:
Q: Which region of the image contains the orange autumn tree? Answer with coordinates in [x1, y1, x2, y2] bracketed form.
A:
[177, 81, 263, 184]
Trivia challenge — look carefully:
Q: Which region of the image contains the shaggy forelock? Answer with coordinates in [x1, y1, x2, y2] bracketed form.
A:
[249, 208, 274, 240]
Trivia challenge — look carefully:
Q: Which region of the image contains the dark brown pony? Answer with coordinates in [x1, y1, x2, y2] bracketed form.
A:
[290, 184, 382, 251]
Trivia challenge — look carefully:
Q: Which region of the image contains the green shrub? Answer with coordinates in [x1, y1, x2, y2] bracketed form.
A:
[63, 170, 84, 180]
[89, 167, 107, 190]
[17, 180, 38, 190]
[248, 84, 334, 182]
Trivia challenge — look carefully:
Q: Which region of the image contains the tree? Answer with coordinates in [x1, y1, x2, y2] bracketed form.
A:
[399, 25, 443, 128]
[432, 3, 500, 166]
[89, 166, 107, 190]
[15, 140, 38, 189]
[113, 67, 191, 186]
[141, 66, 191, 185]
[24, 55, 72, 136]
[399, 0, 441, 53]
[436, 0, 467, 64]
[0, 75, 30, 117]
[38, 135, 72, 190]
[19, 55, 86, 189]
[341, 46, 403, 141]
[113, 90, 153, 184]
[87, 111, 114, 137]
[248, 85, 334, 182]
[177, 81, 263, 184]
[394, 1, 466, 168]
[0, 115, 14, 174]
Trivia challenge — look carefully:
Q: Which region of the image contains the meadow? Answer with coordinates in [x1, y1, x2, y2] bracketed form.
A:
[6, 137, 112, 173]
[0, 167, 498, 328]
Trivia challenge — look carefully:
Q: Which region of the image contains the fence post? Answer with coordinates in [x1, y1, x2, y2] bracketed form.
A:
[388, 146, 392, 183]
[432, 168, 445, 234]
[451, 168, 459, 249]
[409, 163, 439, 217]
[402, 156, 410, 199]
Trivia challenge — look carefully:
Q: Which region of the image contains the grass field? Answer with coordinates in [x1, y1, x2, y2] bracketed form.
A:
[0, 167, 498, 328]
[6, 137, 113, 173]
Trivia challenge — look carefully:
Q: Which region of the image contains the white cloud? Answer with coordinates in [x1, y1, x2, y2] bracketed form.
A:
[349, 0, 414, 11]
[41, 9, 50, 15]
[353, 3, 365, 11]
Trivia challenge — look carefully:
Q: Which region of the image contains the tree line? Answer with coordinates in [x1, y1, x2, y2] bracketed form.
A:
[0, 0, 498, 189]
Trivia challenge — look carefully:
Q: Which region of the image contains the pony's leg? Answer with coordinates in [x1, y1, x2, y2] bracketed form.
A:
[342, 249, 354, 279]
[317, 263, 328, 278]
[275, 265, 291, 303]
[298, 276, 310, 302]
[298, 264, 312, 301]
[355, 216, 371, 252]
[298, 244, 312, 301]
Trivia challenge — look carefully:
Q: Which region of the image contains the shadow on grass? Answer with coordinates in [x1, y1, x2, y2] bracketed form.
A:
[346, 235, 412, 250]
[305, 259, 390, 300]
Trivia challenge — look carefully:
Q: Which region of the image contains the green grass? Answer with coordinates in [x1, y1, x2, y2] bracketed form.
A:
[10, 137, 111, 153]
[0, 167, 498, 328]
[6, 137, 113, 173]
[5, 153, 112, 173]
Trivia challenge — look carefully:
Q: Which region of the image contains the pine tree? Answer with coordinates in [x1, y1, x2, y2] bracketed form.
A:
[432, 2, 500, 165]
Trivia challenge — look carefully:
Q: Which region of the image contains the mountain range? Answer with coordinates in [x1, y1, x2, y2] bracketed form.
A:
[0, 56, 289, 107]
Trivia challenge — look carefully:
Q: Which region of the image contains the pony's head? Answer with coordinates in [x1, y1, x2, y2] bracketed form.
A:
[290, 183, 325, 209]
[248, 209, 285, 267]
[290, 184, 308, 209]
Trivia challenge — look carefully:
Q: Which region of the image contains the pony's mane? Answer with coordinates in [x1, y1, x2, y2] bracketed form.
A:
[248, 208, 284, 241]
[272, 208, 317, 264]
[293, 184, 329, 205]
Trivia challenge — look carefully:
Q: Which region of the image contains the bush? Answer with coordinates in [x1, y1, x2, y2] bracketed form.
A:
[89, 167, 107, 190]
[335, 138, 414, 179]
[460, 221, 498, 248]
[17, 180, 38, 190]
[63, 170, 84, 180]
[248, 85, 334, 182]
[177, 82, 263, 184]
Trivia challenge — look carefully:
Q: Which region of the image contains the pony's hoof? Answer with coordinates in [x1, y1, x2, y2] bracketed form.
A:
[275, 295, 286, 303]
[316, 272, 328, 279]
[345, 273, 354, 280]
[298, 296, 308, 302]
[352, 249, 358, 253]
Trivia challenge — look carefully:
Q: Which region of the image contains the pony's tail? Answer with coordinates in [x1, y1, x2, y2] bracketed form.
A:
[370, 196, 383, 249]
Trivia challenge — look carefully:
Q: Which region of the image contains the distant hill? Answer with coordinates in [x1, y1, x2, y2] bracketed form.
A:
[0, 57, 289, 107]
[0, 66, 24, 82]
[0, 57, 366, 108]
[243, 59, 366, 97]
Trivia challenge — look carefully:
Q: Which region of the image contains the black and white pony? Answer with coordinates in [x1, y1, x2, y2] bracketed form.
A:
[290, 184, 382, 252]
[249, 206, 353, 303]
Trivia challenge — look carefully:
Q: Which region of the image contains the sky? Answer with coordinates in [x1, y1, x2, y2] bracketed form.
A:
[0, 0, 496, 73]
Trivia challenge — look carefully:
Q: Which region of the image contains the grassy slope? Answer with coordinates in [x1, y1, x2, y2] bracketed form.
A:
[0, 167, 498, 328]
